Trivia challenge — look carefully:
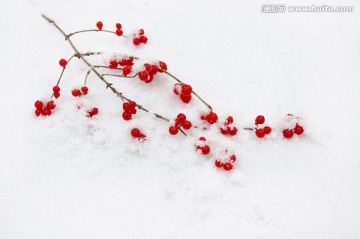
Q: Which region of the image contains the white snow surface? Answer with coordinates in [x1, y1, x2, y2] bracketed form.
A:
[1, 0, 360, 238]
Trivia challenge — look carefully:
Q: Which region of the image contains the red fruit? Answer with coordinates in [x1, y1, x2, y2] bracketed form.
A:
[34, 100, 43, 110]
[149, 65, 158, 75]
[131, 108, 137, 115]
[223, 163, 233, 171]
[144, 75, 153, 83]
[52, 86, 60, 93]
[59, 59, 67, 68]
[169, 126, 179, 135]
[201, 145, 210, 155]
[138, 29, 144, 35]
[42, 108, 51, 116]
[215, 160, 223, 168]
[71, 89, 81, 97]
[294, 124, 304, 135]
[159, 61, 167, 71]
[131, 128, 141, 138]
[206, 112, 218, 124]
[227, 116, 234, 124]
[35, 109, 42, 116]
[138, 71, 149, 81]
[283, 129, 294, 139]
[181, 84, 192, 95]
[122, 66, 131, 76]
[180, 93, 192, 103]
[46, 101, 56, 110]
[229, 127, 238, 136]
[91, 107, 98, 115]
[126, 58, 134, 66]
[140, 35, 148, 44]
[199, 137, 206, 141]
[173, 83, 182, 95]
[230, 155, 236, 163]
[81, 86, 88, 94]
[122, 112, 132, 121]
[255, 128, 265, 138]
[116, 23, 122, 29]
[123, 102, 131, 112]
[255, 115, 265, 125]
[176, 113, 186, 123]
[119, 58, 127, 66]
[116, 29, 123, 36]
[96, 21, 103, 30]
[133, 38, 141, 45]
[109, 60, 118, 69]
[264, 126, 272, 134]
[182, 120, 192, 130]
[54, 92, 60, 99]
[129, 101, 137, 109]
[220, 128, 228, 135]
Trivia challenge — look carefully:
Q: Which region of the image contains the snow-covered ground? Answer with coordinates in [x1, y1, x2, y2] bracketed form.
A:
[1, 0, 360, 238]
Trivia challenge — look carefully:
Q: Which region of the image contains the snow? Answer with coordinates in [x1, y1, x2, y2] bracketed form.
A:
[1, 0, 360, 238]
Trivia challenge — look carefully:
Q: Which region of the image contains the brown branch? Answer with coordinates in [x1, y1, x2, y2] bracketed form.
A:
[66, 29, 128, 39]
[42, 14, 172, 125]
[102, 73, 138, 78]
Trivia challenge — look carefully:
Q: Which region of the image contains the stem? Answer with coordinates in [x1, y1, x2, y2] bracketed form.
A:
[67, 29, 128, 39]
[84, 68, 92, 85]
[102, 73, 138, 78]
[42, 14, 172, 125]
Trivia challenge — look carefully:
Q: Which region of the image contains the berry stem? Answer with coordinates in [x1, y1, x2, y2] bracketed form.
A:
[101, 73, 138, 78]
[66, 29, 128, 39]
[42, 14, 173, 126]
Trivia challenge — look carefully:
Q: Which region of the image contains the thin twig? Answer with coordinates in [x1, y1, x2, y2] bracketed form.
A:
[66, 29, 128, 39]
[84, 68, 92, 85]
[102, 73, 138, 78]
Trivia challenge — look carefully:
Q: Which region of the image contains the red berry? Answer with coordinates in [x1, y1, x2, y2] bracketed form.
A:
[264, 126, 272, 134]
[54, 92, 60, 99]
[138, 29, 144, 35]
[230, 155, 236, 163]
[294, 124, 304, 135]
[131, 108, 137, 115]
[129, 101, 137, 109]
[220, 128, 228, 135]
[283, 129, 294, 139]
[255, 128, 265, 138]
[52, 86, 60, 93]
[71, 89, 81, 97]
[144, 75, 154, 84]
[116, 23, 122, 29]
[96, 21, 103, 30]
[255, 115, 265, 125]
[46, 101, 56, 110]
[122, 112, 132, 121]
[133, 38, 141, 45]
[123, 102, 131, 112]
[116, 29, 123, 36]
[199, 137, 206, 141]
[59, 59, 67, 68]
[176, 113, 186, 123]
[149, 65, 158, 75]
[201, 145, 210, 155]
[140, 35, 148, 44]
[227, 116, 234, 124]
[34, 100, 43, 110]
[35, 109, 42, 116]
[223, 163, 233, 171]
[122, 66, 132, 76]
[173, 83, 181, 95]
[169, 126, 179, 135]
[215, 160, 223, 168]
[181, 84, 192, 95]
[119, 58, 127, 66]
[206, 112, 218, 124]
[91, 107, 98, 115]
[229, 127, 238, 136]
[144, 63, 151, 72]
[81, 86, 88, 94]
[131, 128, 141, 138]
[138, 71, 149, 81]
[182, 120, 192, 130]
[180, 93, 192, 103]
[42, 108, 51, 116]
[109, 60, 118, 69]
[159, 61, 167, 71]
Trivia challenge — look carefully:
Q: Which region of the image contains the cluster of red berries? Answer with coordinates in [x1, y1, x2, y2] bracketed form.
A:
[122, 101, 137, 120]
[283, 123, 304, 138]
[115, 22, 123, 36]
[220, 116, 238, 136]
[131, 128, 146, 141]
[109, 57, 134, 76]
[169, 113, 192, 135]
[133, 29, 148, 46]
[173, 83, 193, 103]
[195, 137, 210, 155]
[215, 150, 236, 171]
[137, 63, 159, 83]
[86, 107, 99, 118]
[254, 115, 272, 138]
[72, 86, 89, 97]
[59, 59, 67, 68]
[200, 111, 218, 124]
[34, 100, 56, 117]
[52, 85, 60, 99]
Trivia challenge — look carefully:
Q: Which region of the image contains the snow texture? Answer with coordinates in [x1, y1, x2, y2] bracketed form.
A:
[1, 0, 360, 238]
